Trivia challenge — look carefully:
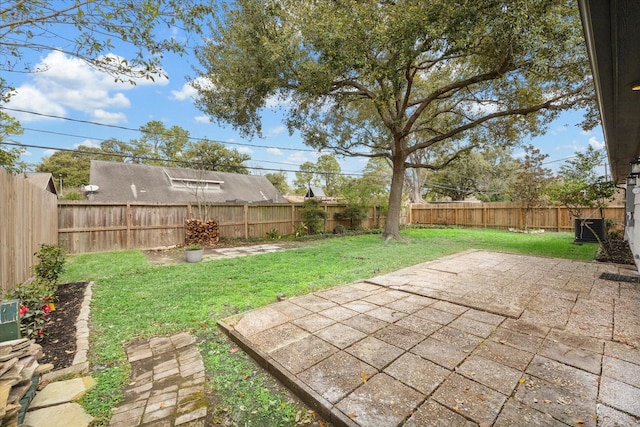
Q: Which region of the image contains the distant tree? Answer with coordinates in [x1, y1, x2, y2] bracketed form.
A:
[194, 0, 595, 240]
[510, 145, 552, 230]
[265, 171, 291, 195]
[293, 162, 320, 194]
[427, 146, 518, 201]
[340, 158, 391, 208]
[36, 147, 99, 188]
[132, 121, 189, 165]
[315, 155, 342, 197]
[547, 146, 616, 219]
[182, 140, 250, 174]
[0, 111, 25, 173]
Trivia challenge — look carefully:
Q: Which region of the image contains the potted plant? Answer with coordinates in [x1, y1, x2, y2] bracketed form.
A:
[185, 243, 204, 263]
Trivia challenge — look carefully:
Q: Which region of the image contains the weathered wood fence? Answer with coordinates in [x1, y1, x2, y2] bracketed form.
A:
[57, 202, 392, 254]
[57, 201, 626, 254]
[0, 169, 58, 291]
[410, 202, 625, 232]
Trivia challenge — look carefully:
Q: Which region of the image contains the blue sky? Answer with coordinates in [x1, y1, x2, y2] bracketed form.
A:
[3, 28, 608, 184]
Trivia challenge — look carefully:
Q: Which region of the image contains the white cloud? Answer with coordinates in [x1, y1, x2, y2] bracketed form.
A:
[265, 92, 292, 109]
[266, 125, 285, 137]
[588, 136, 605, 149]
[266, 147, 283, 156]
[74, 139, 99, 149]
[91, 109, 127, 124]
[287, 151, 309, 164]
[194, 115, 211, 123]
[237, 146, 254, 154]
[6, 51, 166, 123]
[170, 82, 198, 101]
[43, 149, 57, 157]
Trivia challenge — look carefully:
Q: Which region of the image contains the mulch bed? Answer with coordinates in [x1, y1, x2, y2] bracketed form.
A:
[37, 281, 87, 369]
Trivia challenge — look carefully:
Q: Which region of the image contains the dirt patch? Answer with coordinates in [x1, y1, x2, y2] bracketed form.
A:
[38, 281, 87, 369]
[595, 239, 636, 265]
[143, 240, 306, 266]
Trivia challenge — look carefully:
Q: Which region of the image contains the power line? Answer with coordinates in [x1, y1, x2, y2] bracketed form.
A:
[1, 106, 318, 153]
[2, 141, 367, 177]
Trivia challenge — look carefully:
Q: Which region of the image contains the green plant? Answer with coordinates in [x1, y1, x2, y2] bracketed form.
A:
[299, 199, 327, 234]
[333, 224, 346, 234]
[266, 228, 280, 239]
[334, 205, 368, 229]
[5, 278, 56, 339]
[60, 191, 84, 200]
[33, 244, 66, 285]
[186, 244, 203, 251]
[294, 222, 307, 237]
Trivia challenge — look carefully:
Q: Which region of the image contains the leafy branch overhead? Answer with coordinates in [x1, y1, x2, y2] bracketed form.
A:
[0, 0, 214, 101]
[194, 0, 595, 239]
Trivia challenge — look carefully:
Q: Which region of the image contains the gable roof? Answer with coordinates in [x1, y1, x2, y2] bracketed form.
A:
[88, 160, 286, 203]
[24, 172, 58, 195]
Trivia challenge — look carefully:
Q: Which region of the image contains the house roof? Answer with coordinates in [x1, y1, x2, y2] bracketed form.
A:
[578, 0, 640, 182]
[306, 186, 326, 198]
[24, 172, 57, 195]
[88, 160, 286, 203]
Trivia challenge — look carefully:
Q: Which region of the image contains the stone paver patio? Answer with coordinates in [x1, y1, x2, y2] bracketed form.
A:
[219, 249, 640, 427]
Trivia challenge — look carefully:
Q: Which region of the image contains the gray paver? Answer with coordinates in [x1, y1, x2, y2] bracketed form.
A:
[494, 398, 566, 427]
[539, 339, 602, 375]
[384, 352, 450, 395]
[599, 376, 640, 418]
[316, 323, 367, 349]
[270, 334, 339, 374]
[335, 373, 424, 427]
[292, 312, 336, 332]
[432, 373, 507, 425]
[474, 339, 534, 371]
[403, 399, 476, 427]
[602, 355, 640, 388]
[345, 336, 404, 370]
[411, 337, 469, 370]
[373, 324, 425, 350]
[515, 374, 597, 426]
[298, 351, 377, 404]
[456, 353, 522, 395]
[597, 403, 640, 427]
[342, 313, 388, 334]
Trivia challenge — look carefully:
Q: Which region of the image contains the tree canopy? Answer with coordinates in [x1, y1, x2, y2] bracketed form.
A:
[195, 0, 594, 239]
[0, 0, 213, 101]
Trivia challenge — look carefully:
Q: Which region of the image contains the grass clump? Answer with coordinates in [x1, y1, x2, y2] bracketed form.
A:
[62, 228, 597, 425]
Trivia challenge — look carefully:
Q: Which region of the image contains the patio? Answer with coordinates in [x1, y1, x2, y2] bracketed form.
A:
[220, 249, 640, 427]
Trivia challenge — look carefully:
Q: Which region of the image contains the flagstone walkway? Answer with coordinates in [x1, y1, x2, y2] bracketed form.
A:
[220, 250, 640, 427]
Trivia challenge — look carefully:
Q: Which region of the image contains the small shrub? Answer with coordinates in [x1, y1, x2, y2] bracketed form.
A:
[33, 244, 66, 285]
[295, 222, 308, 237]
[334, 205, 368, 229]
[266, 228, 281, 239]
[186, 243, 203, 251]
[300, 199, 327, 234]
[333, 224, 346, 234]
[60, 191, 84, 200]
[5, 278, 56, 339]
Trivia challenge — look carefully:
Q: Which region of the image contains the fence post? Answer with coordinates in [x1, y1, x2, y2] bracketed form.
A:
[126, 202, 132, 249]
[244, 204, 249, 239]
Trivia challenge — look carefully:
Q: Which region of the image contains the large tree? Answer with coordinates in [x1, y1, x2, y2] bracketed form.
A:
[0, 1, 213, 101]
[194, 0, 594, 239]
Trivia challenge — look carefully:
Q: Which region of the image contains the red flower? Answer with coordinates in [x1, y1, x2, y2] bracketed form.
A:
[19, 306, 27, 316]
[43, 296, 52, 302]
[37, 330, 43, 335]
[42, 304, 51, 314]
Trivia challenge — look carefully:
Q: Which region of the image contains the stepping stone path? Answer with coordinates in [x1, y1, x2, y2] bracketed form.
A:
[109, 332, 207, 427]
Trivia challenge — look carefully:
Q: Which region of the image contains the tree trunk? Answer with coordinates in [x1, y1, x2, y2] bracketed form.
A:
[383, 154, 407, 240]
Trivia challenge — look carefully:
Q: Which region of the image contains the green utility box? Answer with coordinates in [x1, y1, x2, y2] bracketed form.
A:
[0, 299, 21, 342]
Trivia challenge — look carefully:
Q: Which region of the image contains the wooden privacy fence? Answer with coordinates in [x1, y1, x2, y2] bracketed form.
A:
[58, 201, 391, 254]
[57, 201, 626, 254]
[0, 169, 58, 291]
[409, 202, 625, 232]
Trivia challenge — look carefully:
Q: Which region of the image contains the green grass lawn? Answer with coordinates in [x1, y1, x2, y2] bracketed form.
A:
[61, 227, 597, 425]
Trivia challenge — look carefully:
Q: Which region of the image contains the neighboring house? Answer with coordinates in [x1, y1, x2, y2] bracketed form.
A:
[88, 160, 286, 203]
[305, 186, 337, 202]
[24, 172, 58, 196]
